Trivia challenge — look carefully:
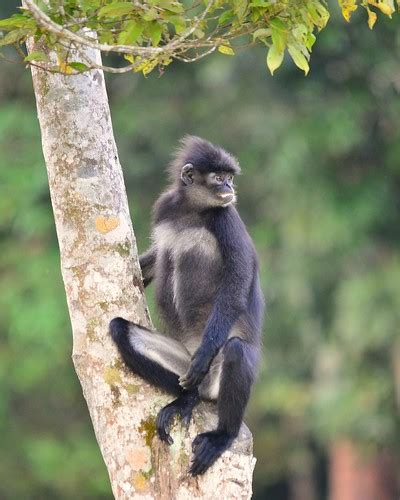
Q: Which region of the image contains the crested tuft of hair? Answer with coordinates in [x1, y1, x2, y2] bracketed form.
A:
[167, 135, 241, 183]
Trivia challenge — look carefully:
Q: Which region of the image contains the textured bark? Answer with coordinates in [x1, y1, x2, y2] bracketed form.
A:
[26, 37, 255, 498]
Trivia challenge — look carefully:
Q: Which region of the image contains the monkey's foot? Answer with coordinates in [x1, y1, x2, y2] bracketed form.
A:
[189, 430, 234, 476]
[156, 390, 199, 445]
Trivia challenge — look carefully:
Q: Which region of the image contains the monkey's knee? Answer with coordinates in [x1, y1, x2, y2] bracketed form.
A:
[223, 337, 257, 384]
[223, 337, 245, 364]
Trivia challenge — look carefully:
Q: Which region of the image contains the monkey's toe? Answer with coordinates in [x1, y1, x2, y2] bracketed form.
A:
[189, 431, 234, 476]
[181, 407, 194, 428]
[156, 405, 176, 445]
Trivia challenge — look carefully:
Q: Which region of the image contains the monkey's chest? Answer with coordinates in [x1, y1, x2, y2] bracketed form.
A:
[153, 222, 222, 319]
[153, 222, 219, 259]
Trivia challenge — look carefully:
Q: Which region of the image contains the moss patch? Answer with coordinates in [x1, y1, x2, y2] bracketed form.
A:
[86, 318, 99, 341]
[125, 383, 139, 395]
[115, 240, 131, 257]
[138, 416, 157, 447]
[103, 366, 122, 386]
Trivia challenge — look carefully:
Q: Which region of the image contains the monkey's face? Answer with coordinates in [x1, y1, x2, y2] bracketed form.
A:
[205, 172, 236, 207]
[181, 164, 236, 208]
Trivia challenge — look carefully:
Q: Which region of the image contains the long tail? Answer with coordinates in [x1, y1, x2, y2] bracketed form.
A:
[109, 317, 182, 395]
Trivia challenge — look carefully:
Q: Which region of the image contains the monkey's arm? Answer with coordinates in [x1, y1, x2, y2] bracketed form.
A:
[180, 211, 253, 390]
[139, 247, 157, 287]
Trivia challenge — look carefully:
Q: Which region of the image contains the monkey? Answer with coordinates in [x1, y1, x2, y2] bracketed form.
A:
[109, 135, 264, 476]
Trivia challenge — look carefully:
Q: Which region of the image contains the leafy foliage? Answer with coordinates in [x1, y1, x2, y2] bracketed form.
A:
[0, 0, 397, 75]
[1, 1, 400, 498]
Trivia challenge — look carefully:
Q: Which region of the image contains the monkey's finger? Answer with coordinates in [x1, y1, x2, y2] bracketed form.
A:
[156, 409, 174, 445]
[192, 437, 208, 458]
[180, 371, 202, 390]
[179, 376, 194, 390]
[189, 446, 214, 476]
[190, 442, 220, 476]
[191, 434, 205, 452]
[157, 418, 174, 445]
[157, 426, 173, 445]
[179, 380, 191, 390]
[182, 410, 193, 428]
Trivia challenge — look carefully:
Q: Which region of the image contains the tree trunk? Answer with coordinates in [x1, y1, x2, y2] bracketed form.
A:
[329, 439, 398, 500]
[26, 36, 255, 499]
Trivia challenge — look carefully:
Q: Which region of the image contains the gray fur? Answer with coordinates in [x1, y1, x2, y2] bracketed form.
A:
[111, 137, 264, 475]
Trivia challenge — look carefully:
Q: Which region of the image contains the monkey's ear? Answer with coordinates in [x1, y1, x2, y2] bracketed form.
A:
[181, 163, 194, 185]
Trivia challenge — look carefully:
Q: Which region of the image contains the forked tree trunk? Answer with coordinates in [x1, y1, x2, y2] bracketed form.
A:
[26, 37, 255, 499]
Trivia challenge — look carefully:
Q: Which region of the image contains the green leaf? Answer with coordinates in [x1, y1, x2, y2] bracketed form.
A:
[218, 10, 235, 25]
[142, 8, 159, 21]
[36, 0, 50, 12]
[80, 0, 102, 13]
[374, 0, 395, 17]
[305, 32, 316, 50]
[133, 57, 158, 75]
[218, 45, 235, 55]
[98, 2, 135, 18]
[148, 22, 163, 46]
[0, 29, 30, 47]
[249, 0, 269, 6]
[270, 18, 287, 53]
[292, 24, 307, 44]
[266, 44, 284, 75]
[253, 28, 270, 41]
[287, 43, 309, 75]
[194, 28, 205, 38]
[0, 14, 33, 30]
[233, 0, 248, 19]
[338, 0, 358, 22]
[161, 1, 184, 13]
[124, 53, 135, 64]
[306, 3, 330, 31]
[24, 51, 49, 63]
[118, 21, 144, 45]
[164, 14, 186, 34]
[68, 62, 89, 72]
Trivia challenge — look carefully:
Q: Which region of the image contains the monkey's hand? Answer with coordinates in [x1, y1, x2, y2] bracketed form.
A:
[179, 350, 212, 391]
[157, 390, 200, 445]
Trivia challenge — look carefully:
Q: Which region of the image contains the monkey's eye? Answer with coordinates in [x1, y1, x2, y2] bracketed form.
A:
[215, 175, 224, 183]
[227, 175, 233, 182]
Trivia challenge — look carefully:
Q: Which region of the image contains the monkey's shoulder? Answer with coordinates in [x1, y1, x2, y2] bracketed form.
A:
[152, 189, 181, 225]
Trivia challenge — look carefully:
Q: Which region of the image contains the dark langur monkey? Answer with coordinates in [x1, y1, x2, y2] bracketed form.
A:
[110, 136, 264, 476]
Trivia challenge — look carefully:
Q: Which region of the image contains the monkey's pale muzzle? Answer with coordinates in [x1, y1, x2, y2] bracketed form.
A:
[218, 193, 234, 200]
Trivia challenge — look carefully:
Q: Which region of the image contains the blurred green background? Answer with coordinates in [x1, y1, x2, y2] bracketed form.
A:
[1, 1, 399, 499]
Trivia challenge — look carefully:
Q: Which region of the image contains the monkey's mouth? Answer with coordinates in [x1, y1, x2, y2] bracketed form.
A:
[218, 192, 234, 200]
[218, 192, 235, 206]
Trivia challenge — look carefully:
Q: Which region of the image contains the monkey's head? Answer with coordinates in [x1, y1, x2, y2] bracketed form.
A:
[169, 135, 241, 209]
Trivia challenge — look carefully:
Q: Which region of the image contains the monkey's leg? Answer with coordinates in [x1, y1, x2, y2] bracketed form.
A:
[109, 317, 199, 444]
[189, 337, 256, 476]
